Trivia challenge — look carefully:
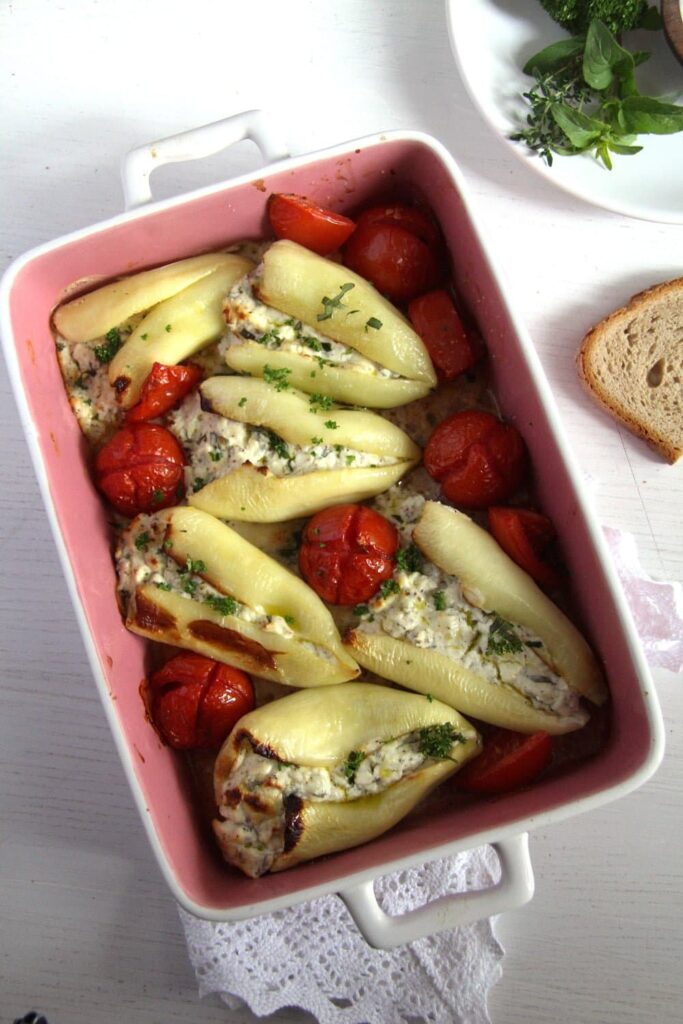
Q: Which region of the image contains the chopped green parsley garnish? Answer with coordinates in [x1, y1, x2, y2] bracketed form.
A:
[310, 436, 323, 446]
[183, 578, 198, 596]
[342, 749, 364, 784]
[486, 616, 524, 657]
[192, 477, 206, 493]
[365, 317, 383, 331]
[379, 578, 400, 599]
[238, 397, 248, 407]
[345, 454, 356, 465]
[151, 488, 165, 505]
[324, 419, 338, 430]
[353, 603, 370, 617]
[417, 723, 466, 761]
[266, 430, 291, 462]
[135, 531, 150, 551]
[140, 333, 148, 340]
[165, 324, 172, 332]
[183, 557, 206, 575]
[258, 327, 282, 346]
[162, 538, 173, 551]
[317, 282, 356, 321]
[94, 327, 122, 364]
[426, 693, 434, 703]
[209, 450, 222, 462]
[303, 336, 322, 352]
[263, 364, 291, 391]
[154, 581, 172, 591]
[309, 393, 334, 413]
[396, 544, 423, 573]
[284, 614, 295, 626]
[432, 590, 446, 611]
[205, 593, 238, 616]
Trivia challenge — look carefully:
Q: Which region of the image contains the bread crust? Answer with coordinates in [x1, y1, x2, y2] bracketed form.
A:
[577, 277, 683, 463]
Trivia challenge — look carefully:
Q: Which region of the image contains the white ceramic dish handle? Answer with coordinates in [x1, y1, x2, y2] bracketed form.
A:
[120, 110, 290, 209]
[339, 833, 534, 949]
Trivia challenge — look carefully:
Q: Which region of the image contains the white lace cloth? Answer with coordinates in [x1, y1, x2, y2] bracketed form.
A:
[180, 845, 503, 1024]
[179, 525, 682, 1023]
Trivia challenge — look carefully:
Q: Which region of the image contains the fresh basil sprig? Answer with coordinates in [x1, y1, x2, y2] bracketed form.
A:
[511, 18, 683, 168]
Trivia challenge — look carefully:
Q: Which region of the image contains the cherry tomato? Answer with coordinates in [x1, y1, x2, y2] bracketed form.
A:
[267, 194, 356, 256]
[457, 729, 552, 794]
[488, 507, 563, 590]
[150, 653, 254, 750]
[94, 422, 185, 517]
[424, 410, 527, 509]
[126, 362, 203, 423]
[298, 504, 399, 605]
[408, 290, 483, 382]
[343, 221, 442, 304]
[355, 203, 443, 252]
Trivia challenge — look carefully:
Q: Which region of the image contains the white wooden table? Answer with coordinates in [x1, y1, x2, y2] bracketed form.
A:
[1, 2, 681, 1021]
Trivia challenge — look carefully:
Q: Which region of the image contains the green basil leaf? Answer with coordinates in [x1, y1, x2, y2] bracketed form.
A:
[583, 20, 634, 91]
[523, 36, 585, 77]
[619, 96, 683, 135]
[632, 50, 652, 68]
[550, 103, 605, 148]
[607, 142, 643, 155]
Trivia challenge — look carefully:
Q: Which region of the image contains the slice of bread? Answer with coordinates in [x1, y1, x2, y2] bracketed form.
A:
[577, 278, 683, 463]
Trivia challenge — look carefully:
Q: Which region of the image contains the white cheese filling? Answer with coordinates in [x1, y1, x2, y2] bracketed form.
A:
[215, 726, 465, 877]
[221, 269, 400, 379]
[55, 322, 139, 443]
[361, 489, 584, 721]
[167, 392, 396, 493]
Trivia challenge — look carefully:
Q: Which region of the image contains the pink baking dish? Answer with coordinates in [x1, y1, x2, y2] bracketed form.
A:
[0, 112, 664, 947]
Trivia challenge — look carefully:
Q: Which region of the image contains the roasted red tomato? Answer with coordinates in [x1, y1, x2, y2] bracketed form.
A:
[488, 506, 563, 590]
[343, 220, 442, 304]
[298, 503, 399, 605]
[94, 422, 185, 517]
[267, 193, 356, 256]
[150, 653, 254, 750]
[126, 362, 203, 423]
[355, 203, 443, 252]
[424, 410, 527, 509]
[408, 290, 483, 382]
[457, 729, 552, 794]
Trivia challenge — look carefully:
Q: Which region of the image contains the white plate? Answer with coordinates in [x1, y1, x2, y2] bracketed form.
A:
[446, 0, 683, 223]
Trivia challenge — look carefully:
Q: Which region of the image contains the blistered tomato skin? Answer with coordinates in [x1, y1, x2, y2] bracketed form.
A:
[150, 653, 254, 750]
[457, 729, 552, 794]
[424, 410, 527, 509]
[94, 422, 185, 517]
[298, 503, 399, 606]
[488, 506, 563, 590]
[355, 204, 443, 252]
[126, 362, 203, 423]
[408, 290, 482, 382]
[267, 194, 356, 256]
[343, 222, 442, 304]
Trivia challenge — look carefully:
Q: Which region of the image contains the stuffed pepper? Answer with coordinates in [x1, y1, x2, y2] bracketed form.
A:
[115, 505, 359, 686]
[221, 240, 437, 408]
[213, 681, 480, 877]
[53, 251, 253, 442]
[167, 375, 420, 521]
[344, 496, 607, 734]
